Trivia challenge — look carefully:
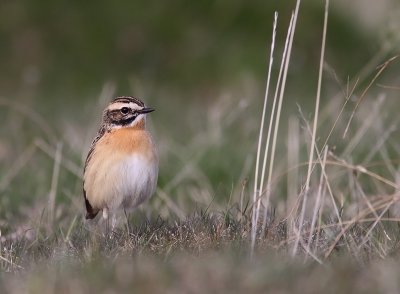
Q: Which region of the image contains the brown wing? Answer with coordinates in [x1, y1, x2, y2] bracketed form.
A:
[83, 125, 108, 219]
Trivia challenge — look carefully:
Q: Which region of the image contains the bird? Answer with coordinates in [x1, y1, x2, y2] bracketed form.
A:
[83, 96, 158, 224]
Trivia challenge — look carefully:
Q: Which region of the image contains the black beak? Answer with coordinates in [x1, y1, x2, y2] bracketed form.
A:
[138, 107, 155, 114]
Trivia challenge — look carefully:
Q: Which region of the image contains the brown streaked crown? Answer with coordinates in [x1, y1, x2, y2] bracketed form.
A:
[111, 96, 145, 107]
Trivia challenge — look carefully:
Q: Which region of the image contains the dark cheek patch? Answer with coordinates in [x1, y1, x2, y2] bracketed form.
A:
[107, 110, 137, 126]
[109, 110, 124, 122]
[120, 114, 138, 126]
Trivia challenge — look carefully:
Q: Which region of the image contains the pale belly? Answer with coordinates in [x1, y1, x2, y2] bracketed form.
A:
[85, 154, 158, 212]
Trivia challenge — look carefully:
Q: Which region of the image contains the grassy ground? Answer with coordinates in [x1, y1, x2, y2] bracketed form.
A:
[2, 74, 400, 293]
[0, 213, 400, 293]
[1, 1, 400, 293]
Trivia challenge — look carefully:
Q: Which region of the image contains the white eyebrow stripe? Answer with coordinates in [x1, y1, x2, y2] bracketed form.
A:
[107, 102, 142, 111]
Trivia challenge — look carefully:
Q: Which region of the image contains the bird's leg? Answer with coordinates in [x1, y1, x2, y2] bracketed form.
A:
[124, 208, 131, 235]
[102, 207, 111, 238]
[111, 214, 117, 233]
[102, 207, 109, 219]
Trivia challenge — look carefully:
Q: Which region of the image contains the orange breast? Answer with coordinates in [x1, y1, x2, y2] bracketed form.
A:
[83, 126, 158, 211]
[101, 127, 157, 161]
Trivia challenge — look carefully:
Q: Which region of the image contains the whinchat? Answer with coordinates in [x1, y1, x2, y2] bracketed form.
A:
[83, 96, 158, 221]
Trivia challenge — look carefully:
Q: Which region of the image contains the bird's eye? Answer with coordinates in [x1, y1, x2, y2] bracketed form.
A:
[120, 107, 130, 114]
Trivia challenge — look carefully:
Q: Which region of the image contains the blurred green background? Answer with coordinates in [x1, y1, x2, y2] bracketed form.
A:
[0, 0, 400, 224]
[1, 0, 398, 104]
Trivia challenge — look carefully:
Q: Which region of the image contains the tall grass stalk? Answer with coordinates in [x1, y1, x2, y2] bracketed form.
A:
[292, 0, 329, 256]
[306, 145, 328, 257]
[260, 0, 301, 234]
[251, 0, 301, 254]
[251, 10, 293, 252]
[287, 117, 299, 235]
[251, 11, 278, 254]
[48, 142, 63, 225]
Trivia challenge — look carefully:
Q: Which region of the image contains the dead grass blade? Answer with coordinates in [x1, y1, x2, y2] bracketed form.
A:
[294, 0, 330, 257]
[343, 55, 398, 138]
